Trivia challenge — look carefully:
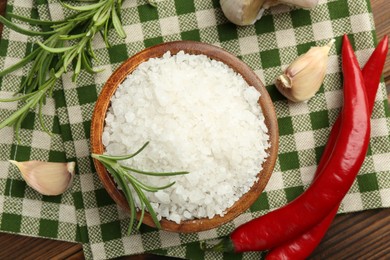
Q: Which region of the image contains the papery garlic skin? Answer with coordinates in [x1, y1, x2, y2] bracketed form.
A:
[9, 160, 75, 196]
[263, 0, 319, 9]
[220, 0, 319, 26]
[275, 39, 335, 102]
[220, 0, 265, 26]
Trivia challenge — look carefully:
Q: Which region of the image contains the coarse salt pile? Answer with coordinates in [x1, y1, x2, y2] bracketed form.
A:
[102, 51, 269, 224]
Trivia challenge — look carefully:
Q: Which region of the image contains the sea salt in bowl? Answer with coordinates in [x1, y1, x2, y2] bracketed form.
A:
[90, 41, 278, 233]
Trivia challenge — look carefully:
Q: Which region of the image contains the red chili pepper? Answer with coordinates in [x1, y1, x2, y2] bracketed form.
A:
[316, 35, 388, 175]
[209, 35, 370, 253]
[265, 206, 338, 260]
[265, 35, 388, 260]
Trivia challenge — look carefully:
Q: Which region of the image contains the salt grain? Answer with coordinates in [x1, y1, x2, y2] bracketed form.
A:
[103, 51, 269, 223]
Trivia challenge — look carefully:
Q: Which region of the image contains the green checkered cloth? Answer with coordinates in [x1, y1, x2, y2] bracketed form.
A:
[0, 0, 80, 243]
[0, 0, 389, 259]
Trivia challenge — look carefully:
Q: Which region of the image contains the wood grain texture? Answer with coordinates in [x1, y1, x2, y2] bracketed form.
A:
[0, 232, 83, 259]
[0, 0, 389, 259]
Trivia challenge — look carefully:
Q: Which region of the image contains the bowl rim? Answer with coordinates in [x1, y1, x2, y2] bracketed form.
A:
[90, 40, 279, 233]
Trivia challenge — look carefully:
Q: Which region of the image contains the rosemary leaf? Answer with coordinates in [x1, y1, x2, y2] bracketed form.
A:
[81, 51, 100, 73]
[38, 53, 55, 86]
[133, 184, 162, 229]
[97, 141, 150, 161]
[0, 92, 42, 129]
[36, 41, 75, 53]
[121, 165, 189, 177]
[124, 174, 162, 192]
[136, 201, 145, 230]
[0, 92, 36, 102]
[7, 12, 64, 25]
[0, 48, 40, 77]
[61, 1, 106, 12]
[72, 52, 83, 81]
[102, 19, 111, 47]
[58, 33, 87, 40]
[111, 7, 126, 38]
[38, 98, 53, 136]
[0, 16, 55, 36]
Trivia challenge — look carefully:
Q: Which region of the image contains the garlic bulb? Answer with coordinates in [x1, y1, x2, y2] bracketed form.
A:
[220, 0, 319, 26]
[220, 0, 265, 26]
[275, 39, 335, 102]
[9, 160, 75, 196]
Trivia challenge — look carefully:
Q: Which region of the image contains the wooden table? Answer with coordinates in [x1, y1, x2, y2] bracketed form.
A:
[0, 0, 389, 259]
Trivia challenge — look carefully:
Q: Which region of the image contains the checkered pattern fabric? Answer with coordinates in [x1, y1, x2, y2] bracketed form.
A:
[0, 0, 79, 243]
[0, 0, 389, 259]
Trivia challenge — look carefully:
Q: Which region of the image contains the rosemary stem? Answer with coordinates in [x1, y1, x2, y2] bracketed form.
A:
[91, 144, 188, 233]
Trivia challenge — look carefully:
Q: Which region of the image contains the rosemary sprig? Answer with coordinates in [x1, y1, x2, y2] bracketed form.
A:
[0, 0, 155, 140]
[92, 142, 189, 234]
[0, 71, 61, 142]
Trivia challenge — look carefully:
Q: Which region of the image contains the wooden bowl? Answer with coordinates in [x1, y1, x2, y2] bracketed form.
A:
[90, 41, 279, 233]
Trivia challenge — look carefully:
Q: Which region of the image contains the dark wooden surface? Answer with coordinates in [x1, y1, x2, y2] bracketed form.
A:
[0, 0, 389, 259]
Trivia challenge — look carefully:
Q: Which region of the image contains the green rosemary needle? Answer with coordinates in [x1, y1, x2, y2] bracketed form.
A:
[92, 142, 189, 234]
[0, 0, 157, 140]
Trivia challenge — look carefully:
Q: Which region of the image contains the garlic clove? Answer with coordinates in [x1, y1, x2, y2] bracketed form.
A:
[220, 0, 266, 26]
[220, 0, 319, 26]
[9, 160, 75, 196]
[275, 39, 335, 102]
